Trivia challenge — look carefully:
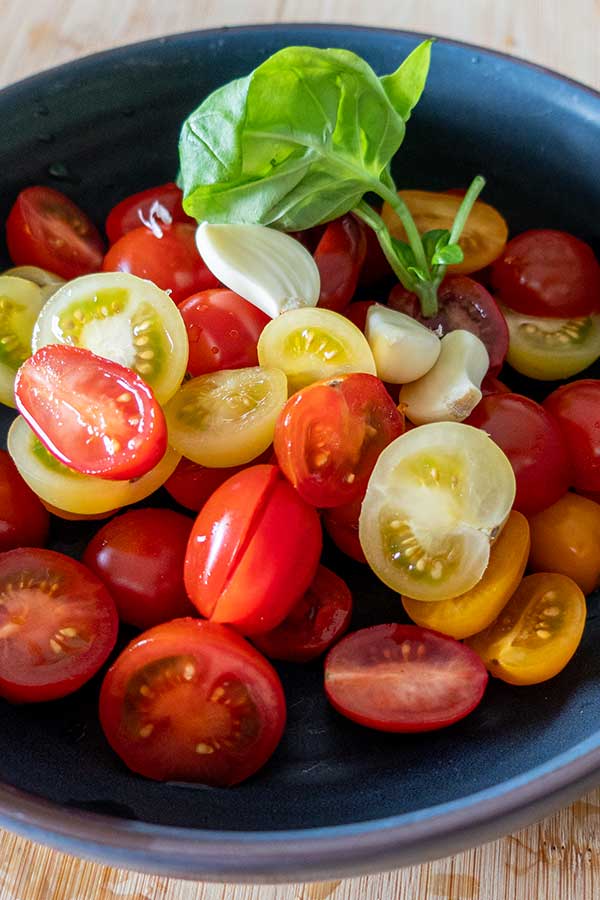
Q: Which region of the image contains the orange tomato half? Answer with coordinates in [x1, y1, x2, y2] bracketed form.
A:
[528, 493, 600, 594]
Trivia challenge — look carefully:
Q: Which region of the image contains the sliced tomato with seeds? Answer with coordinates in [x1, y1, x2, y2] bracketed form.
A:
[99, 618, 286, 785]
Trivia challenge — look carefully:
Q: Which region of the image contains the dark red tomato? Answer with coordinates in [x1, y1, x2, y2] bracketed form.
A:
[6, 186, 104, 280]
[83, 508, 195, 630]
[491, 229, 600, 318]
[324, 624, 488, 732]
[342, 300, 376, 333]
[178, 289, 269, 377]
[105, 182, 194, 244]
[315, 215, 367, 312]
[481, 374, 510, 397]
[466, 393, 571, 516]
[389, 275, 509, 374]
[99, 618, 286, 785]
[0, 548, 118, 703]
[164, 448, 273, 512]
[252, 566, 352, 662]
[0, 449, 49, 552]
[323, 495, 367, 563]
[185, 465, 322, 635]
[102, 222, 220, 304]
[274, 373, 404, 508]
[15, 345, 167, 480]
[358, 210, 394, 288]
[288, 225, 326, 253]
[544, 380, 600, 492]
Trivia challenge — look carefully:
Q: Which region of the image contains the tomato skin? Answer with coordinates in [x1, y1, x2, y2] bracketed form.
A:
[528, 493, 600, 594]
[164, 449, 272, 512]
[274, 373, 404, 508]
[358, 220, 393, 288]
[102, 223, 220, 304]
[83, 508, 196, 630]
[0, 548, 118, 703]
[185, 465, 322, 635]
[315, 215, 367, 312]
[342, 300, 376, 333]
[99, 618, 286, 785]
[252, 566, 352, 662]
[481, 374, 510, 397]
[178, 289, 269, 377]
[324, 624, 488, 732]
[389, 275, 509, 375]
[105, 183, 193, 244]
[0, 449, 49, 552]
[6, 187, 104, 280]
[323, 495, 367, 563]
[465, 393, 571, 516]
[491, 229, 600, 318]
[543, 380, 600, 492]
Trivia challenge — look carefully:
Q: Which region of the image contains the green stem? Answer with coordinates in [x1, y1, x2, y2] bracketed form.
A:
[353, 202, 418, 293]
[377, 184, 431, 278]
[432, 175, 487, 290]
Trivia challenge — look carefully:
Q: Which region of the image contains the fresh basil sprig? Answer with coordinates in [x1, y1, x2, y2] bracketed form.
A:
[179, 41, 484, 317]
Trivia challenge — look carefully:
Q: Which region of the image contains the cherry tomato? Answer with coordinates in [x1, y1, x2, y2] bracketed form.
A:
[15, 345, 167, 480]
[481, 374, 510, 397]
[0, 548, 118, 702]
[465, 393, 570, 516]
[185, 465, 322, 635]
[252, 566, 352, 662]
[164, 449, 272, 512]
[102, 223, 220, 304]
[178, 289, 269, 377]
[389, 275, 509, 375]
[288, 225, 325, 253]
[544, 380, 600, 492]
[491, 229, 600, 318]
[83, 508, 195, 630]
[314, 215, 367, 312]
[105, 182, 193, 244]
[99, 618, 286, 785]
[342, 300, 376, 333]
[274, 373, 404, 508]
[42, 503, 117, 522]
[324, 624, 488, 732]
[323, 494, 367, 563]
[6, 187, 104, 281]
[358, 219, 393, 288]
[0, 449, 49, 552]
[528, 493, 600, 594]
[467, 573, 586, 685]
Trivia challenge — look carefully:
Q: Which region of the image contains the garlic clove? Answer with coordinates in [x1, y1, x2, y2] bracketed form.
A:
[365, 304, 441, 384]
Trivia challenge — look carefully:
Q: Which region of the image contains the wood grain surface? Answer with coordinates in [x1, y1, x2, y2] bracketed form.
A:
[0, 1, 599, 897]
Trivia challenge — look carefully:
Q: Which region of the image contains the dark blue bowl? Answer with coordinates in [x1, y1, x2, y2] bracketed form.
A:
[1, 24, 600, 883]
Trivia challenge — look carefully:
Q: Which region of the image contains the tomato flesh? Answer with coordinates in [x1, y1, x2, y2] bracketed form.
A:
[315, 215, 367, 312]
[543, 380, 600, 492]
[105, 182, 193, 244]
[0, 449, 49, 552]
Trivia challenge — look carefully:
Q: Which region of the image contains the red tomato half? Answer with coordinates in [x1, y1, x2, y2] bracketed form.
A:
[185, 465, 322, 635]
[178, 289, 270, 377]
[544, 380, 600, 492]
[0, 548, 118, 702]
[164, 448, 273, 512]
[315, 215, 367, 312]
[324, 624, 488, 732]
[6, 186, 104, 280]
[274, 373, 404, 508]
[105, 182, 193, 244]
[491, 229, 600, 318]
[252, 566, 352, 662]
[465, 392, 571, 516]
[389, 275, 509, 374]
[83, 508, 195, 630]
[323, 495, 367, 563]
[0, 449, 49, 552]
[15, 345, 167, 480]
[103, 222, 220, 304]
[99, 618, 286, 785]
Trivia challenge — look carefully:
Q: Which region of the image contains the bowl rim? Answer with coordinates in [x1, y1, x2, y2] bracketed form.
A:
[1, 21, 600, 882]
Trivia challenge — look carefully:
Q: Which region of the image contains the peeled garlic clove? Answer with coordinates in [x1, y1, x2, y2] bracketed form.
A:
[399, 330, 489, 425]
[365, 304, 441, 383]
[196, 222, 320, 318]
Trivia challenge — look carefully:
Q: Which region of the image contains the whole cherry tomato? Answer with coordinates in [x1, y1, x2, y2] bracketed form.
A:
[528, 493, 600, 595]
[315, 215, 367, 312]
[544, 380, 600, 492]
[164, 449, 273, 512]
[342, 300, 376, 333]
[105, 182, 193, 244]
[0, 449, 49, 552]
[323, 494, 367, 563]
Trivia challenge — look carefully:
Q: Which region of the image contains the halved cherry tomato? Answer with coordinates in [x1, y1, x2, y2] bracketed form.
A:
[324, 624, 488, 732]
[467, 573, 586, 685]
[252, 565, 352, 662]
[6, 187, 105, 280]
[315, 215, 367, 312]
[41, 502, 117, 522]
[323, 494, 367, 563]
[0, 449, 49, 552]
[389, 276, 509, 375]
[102, 223, 220, 304]
[382, 190, 508, 275]
[491, 229, 600, 318]
[15, 345, 167, 480]
[164, 449, 272, 512]
[178, 289, 269, 377]
[0, 275, 47, 408]
[83, 508, 195, 630]
[185, 465, 322, 635]
[528, 493, 600, 594]
[402, 511, 530, 639]
[99, 618, 286, 785]
[274, 373, 404, 508]
[105, 182, 193, 244]
[466, 393, 571, 516]
[544, 380, 600, 492]
[0, 548, 118, 702]
[342, 300, 376, 333]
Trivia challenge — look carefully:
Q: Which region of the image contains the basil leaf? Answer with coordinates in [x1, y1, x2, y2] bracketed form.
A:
[431, 243, 464, 266]
[380, 39, 433, 121]
[421, 228, 450, 262]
